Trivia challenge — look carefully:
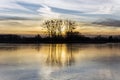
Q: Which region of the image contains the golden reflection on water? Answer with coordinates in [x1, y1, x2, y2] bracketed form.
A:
[46, 44, 75, 67]
[0, 44, 77, 67]
[0, 43, 120, 67]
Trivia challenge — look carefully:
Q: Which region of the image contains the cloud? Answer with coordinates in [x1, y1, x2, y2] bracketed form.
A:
[0, 0, 120, 21]
[85, 5, 113, 14]
[44, 0, 113, 13]
[0, 0, 30, 11]
[37, 5, 60, 18]
[92, 19, 120, 27]
[0, 21, 27, 27]
[0, 12, 41, 21]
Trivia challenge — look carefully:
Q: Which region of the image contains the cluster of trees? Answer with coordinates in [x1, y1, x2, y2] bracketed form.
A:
[43, 19, 76, 37]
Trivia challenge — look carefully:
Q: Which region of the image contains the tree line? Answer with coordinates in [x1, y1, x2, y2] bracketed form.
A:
[0, 34, 120, 43]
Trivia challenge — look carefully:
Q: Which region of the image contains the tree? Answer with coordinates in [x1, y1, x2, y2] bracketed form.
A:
[42, 19, 77, 38]
[64, 20, 76, 33]
[43, 19, 63, 37]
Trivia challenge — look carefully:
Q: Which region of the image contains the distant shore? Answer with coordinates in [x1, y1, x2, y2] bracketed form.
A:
[0, 34, 120, 44]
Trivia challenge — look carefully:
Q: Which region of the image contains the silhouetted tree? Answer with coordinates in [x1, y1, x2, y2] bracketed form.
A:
[43, 19, 63, 37]
[42, 19, 77, 38]
[64, 20, 76, 32]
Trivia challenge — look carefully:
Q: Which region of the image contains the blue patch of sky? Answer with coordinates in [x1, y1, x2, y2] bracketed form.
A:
[16, 2, 41, 11]
[1, 8, 36, 14]
[51, 6, 83, 14]
[16, 1, 42, 14]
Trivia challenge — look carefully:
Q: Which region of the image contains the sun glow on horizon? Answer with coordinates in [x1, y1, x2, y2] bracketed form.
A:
[0, 19, 120, 36]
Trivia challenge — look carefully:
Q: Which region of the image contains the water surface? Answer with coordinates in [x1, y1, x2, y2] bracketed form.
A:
[0, 43, 120, 80]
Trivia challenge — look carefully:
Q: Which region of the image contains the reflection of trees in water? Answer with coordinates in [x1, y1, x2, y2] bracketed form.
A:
[46, 44, 75, 67]
[0, 46, 19, 51]
[66, 44, 80, 53]
[0, 44, 41, 51]
[89, 43, 120, 50]
[66, 44, 75, 66]
[33, 44, 41, 51]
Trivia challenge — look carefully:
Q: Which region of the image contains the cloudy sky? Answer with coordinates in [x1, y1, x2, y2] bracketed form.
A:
[0, 0, 120, 35]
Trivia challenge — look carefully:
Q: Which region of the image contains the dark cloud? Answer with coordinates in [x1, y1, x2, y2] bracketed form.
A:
[0, 16, 29, 20]
[92, 19, 120, 27]
[0, 16, 41, 21]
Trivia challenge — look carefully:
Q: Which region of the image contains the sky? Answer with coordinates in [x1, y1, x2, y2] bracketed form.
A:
[0, 0, 120, 35]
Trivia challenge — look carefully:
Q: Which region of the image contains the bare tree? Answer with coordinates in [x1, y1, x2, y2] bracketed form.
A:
[65, 20, 76, 32]
[42, 19, 77, 37]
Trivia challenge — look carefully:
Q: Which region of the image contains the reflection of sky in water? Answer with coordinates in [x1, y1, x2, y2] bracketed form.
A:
[0, 44, 120, 80]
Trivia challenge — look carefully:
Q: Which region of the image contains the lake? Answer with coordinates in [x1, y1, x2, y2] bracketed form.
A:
[0, 43, 120, 80]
